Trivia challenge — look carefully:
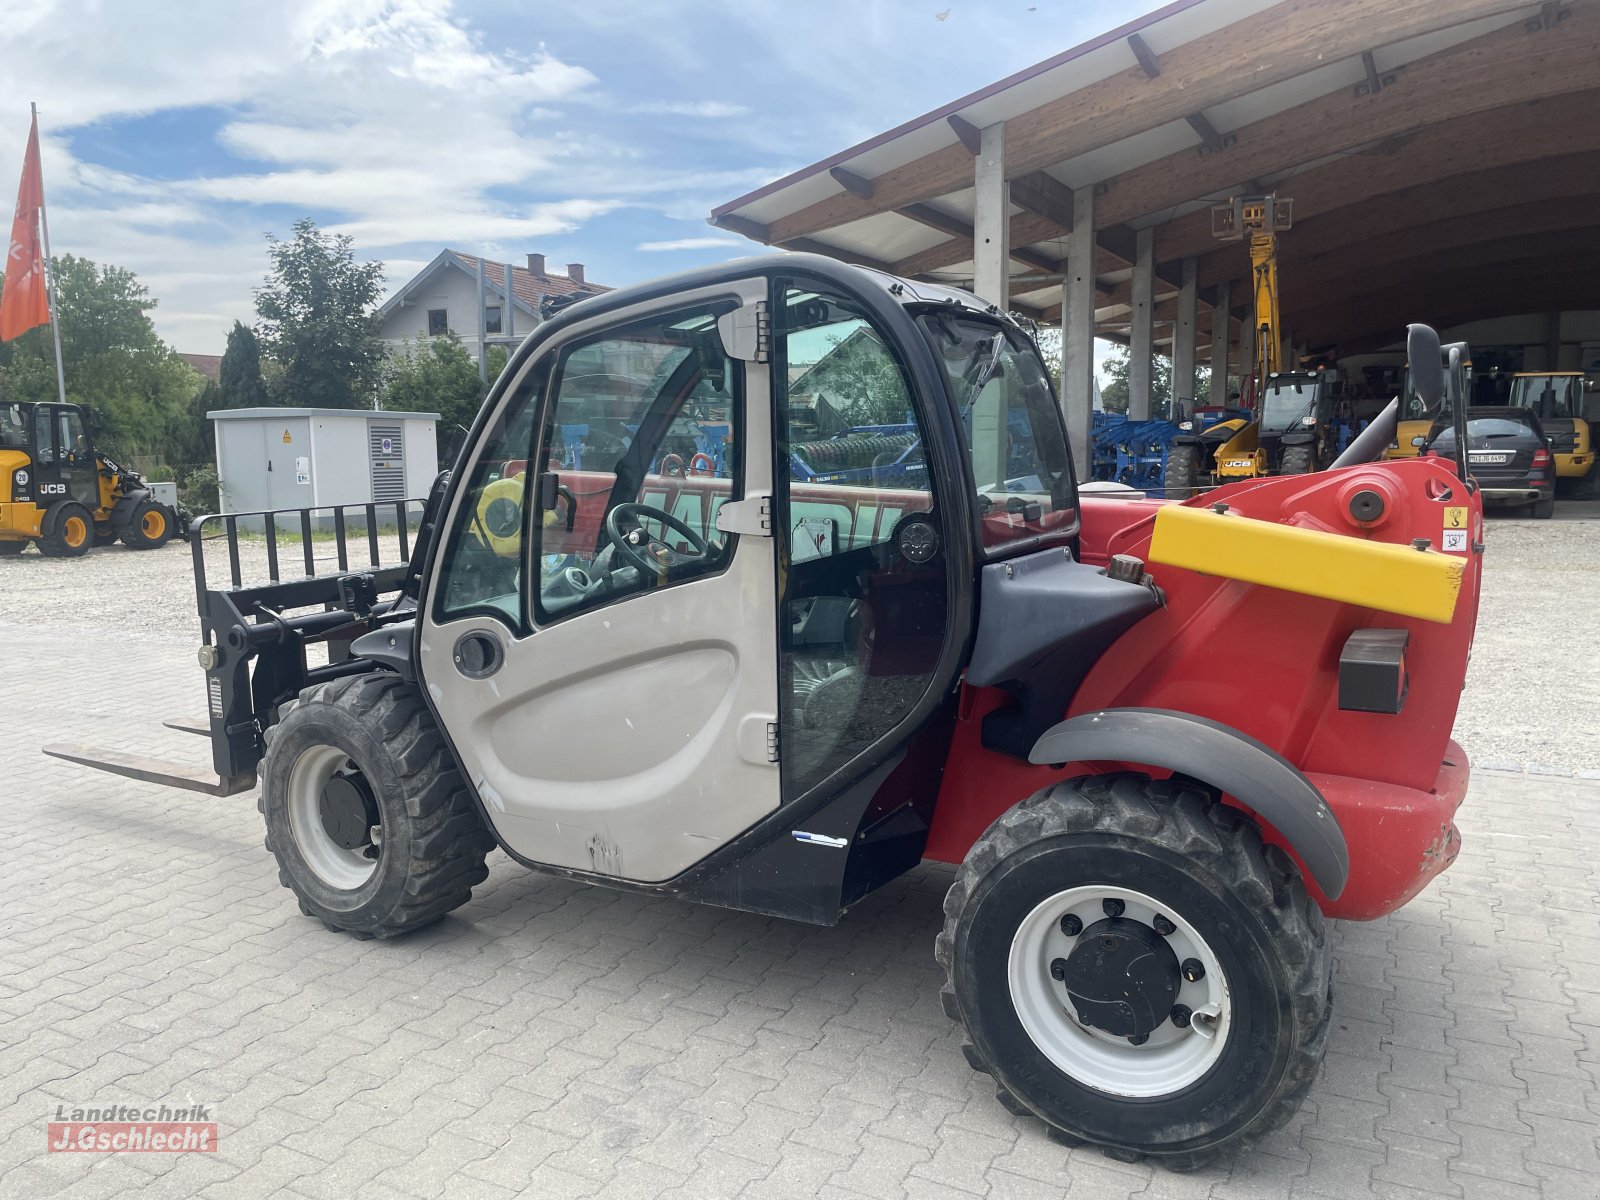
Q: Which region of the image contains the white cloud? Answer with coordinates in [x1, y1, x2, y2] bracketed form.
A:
[628, 100, 747, 118]
[636, 236, 745, 252]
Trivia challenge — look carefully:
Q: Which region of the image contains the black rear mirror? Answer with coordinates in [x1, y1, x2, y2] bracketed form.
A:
[1411, 435, 1427, 448]
[1407, 324, 1444, 410]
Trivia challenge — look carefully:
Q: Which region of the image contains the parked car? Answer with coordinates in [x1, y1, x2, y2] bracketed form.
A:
[1425, 406, 1555, 518]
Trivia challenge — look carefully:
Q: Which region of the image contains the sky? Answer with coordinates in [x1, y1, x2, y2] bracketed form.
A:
[0, 0, 1167, 355]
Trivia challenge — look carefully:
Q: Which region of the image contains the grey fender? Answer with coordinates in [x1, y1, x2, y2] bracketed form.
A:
[1028, 707, 1349, 899]
[351, 620, 415, 680]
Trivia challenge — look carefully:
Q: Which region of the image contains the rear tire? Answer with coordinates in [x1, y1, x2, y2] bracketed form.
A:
[259, 672, 496, 938]
[38, 501, 93, 558]
[1533, 494, 1556, 519]
[1564, 466, 1597, 501]
[1278, 443, 1315, 475]
[1162, 445, 1201, 499]
[938, 773, 1331, 1169]
[120, 499, 175, 549]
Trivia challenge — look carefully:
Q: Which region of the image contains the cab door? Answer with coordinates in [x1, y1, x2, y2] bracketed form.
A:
[32, 405, 98, 509]
[418, 280, 779, 884]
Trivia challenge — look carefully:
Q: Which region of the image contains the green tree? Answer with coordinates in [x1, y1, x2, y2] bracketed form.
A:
[254, 218, 385, 408]
[1099, 347, 1212, 417]
[380, 336, 505, 460]
[217, 320, 269, 409]
[0, 254, 204, 463]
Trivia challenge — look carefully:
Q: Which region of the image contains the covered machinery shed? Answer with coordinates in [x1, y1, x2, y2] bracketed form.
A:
[710, 0, 1600, 474]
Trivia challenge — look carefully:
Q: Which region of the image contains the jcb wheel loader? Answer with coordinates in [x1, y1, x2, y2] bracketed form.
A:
[0, 400, 178, 556]
[45, 257, 1483, 1170]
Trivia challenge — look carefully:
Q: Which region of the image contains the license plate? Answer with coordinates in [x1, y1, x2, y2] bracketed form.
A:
[1469, 452, 1510, 464]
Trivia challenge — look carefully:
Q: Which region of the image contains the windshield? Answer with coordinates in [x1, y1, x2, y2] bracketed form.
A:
[916, 312, 1075, 551]
[0, 404, 26, 449]
[1509, 374, 1582, 419]
[1258, 377, 1317, 432]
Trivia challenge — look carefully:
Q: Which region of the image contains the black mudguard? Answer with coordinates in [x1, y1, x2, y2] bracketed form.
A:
[1028, 707, 1349, 899]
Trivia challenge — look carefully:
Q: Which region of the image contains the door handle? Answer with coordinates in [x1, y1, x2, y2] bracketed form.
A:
[453, 631, 504, 679]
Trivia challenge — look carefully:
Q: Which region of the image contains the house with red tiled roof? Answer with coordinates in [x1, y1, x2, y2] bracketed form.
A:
[376, 250, 610, 364]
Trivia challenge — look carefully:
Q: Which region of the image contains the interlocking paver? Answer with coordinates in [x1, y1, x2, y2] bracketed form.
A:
[4, 541, 1600, 1200]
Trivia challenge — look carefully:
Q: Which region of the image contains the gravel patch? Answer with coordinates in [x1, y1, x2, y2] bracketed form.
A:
[3, 502, 1596, 768]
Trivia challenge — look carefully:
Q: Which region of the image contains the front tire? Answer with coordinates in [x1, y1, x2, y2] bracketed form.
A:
[120, 499, 175, 549]
[38, 501, 93, 558]
[1162, 445, 1201, 499]
[938, 774, 1331, 1168]
[1278, 443, 1316, 475]
[260, 672, 495, 938]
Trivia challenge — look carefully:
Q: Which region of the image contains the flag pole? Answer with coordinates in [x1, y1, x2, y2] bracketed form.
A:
[31, 102, 68, 406]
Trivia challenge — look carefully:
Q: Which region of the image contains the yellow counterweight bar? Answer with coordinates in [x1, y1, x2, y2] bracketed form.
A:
[1148, 504, 1465, 624]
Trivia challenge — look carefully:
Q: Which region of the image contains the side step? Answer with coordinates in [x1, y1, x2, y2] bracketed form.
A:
[42, 744, 257, 797]
[162, 718, 212, 738]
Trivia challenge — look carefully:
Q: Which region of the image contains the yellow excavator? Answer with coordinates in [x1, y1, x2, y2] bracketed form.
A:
[1165, 195, 1330, 492]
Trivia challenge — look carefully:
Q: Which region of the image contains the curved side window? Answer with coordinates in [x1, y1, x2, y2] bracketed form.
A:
[433, 362, 548, 632]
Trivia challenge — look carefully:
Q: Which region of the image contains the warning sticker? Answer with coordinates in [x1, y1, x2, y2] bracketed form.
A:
[281, 429, 293, 444]
[1443, 506, 1468, 529]
[1442, 529, 1468, 552]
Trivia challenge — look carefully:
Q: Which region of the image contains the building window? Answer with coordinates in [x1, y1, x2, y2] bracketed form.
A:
[484, 306, 502, 335]
[427, 308, 449, 336]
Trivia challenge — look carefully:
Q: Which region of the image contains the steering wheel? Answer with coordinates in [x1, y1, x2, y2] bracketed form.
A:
[605, 502, 709, 575]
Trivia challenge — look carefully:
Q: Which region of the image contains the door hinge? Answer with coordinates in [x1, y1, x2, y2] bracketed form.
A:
[715, 493, 772, 537]
[716, 301, 770, 364]
[766, 722, 780, 762]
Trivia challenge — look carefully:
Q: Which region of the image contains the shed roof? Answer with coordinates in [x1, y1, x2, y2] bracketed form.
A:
[208, 408, 440, 421]
[711, 0, 1599, 352]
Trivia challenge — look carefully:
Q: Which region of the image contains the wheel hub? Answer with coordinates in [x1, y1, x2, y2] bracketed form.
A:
[319, 772, 377, 851]
[1061, 916, 1181, 1040]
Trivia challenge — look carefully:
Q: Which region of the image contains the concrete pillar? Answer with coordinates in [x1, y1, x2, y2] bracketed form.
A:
[475, 257, 488, 383]
[973, 123, 1010, 309]
[1545, 311, 1563, 370]
[1061, 186, 1096, 480]
[1172, 257, 1197, 416]
[1240, 301, 1256, 402]
[1210, 279, 1231, 404]
[503, 263, 516, 342]
[1128, 226, 1155, 420]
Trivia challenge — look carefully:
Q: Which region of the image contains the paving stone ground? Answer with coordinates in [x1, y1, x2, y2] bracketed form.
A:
[3, 530, 1598, 1198]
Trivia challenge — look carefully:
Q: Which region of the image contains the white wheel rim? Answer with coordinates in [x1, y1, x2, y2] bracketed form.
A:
[1008, 884, 1231, 1098]
[286, 745, 379, 890]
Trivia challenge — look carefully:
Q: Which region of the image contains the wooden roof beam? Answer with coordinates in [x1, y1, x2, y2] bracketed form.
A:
[1153, 90, 1600, 263]
[1183, 147, 1600, 291]
[755, 0, 1538, 244]
[1090, 6, 1600, 230]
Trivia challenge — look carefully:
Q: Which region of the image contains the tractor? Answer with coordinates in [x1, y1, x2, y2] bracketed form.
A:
[0, 400, 178, 556]
[45, 257, 1482, 1169]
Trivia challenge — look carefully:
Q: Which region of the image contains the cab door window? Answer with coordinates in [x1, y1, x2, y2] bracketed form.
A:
[531, 303, 742, 625]
[777, 285, 948, 796]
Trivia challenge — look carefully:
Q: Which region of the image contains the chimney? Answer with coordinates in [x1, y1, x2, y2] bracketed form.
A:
[567, 262, 585, 286]
[527, 253, 545, 276]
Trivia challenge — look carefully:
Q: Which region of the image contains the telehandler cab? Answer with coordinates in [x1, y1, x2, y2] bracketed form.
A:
[0, 400, 177, 556]
[46, 257, 1482, 1168]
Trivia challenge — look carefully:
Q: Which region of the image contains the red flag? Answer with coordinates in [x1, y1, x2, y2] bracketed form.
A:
[0, 114, 49, 342]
